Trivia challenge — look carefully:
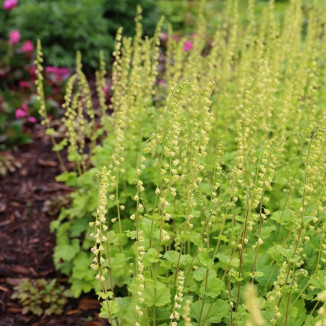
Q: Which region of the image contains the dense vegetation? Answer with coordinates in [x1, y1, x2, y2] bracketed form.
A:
[34, 0, 326, 324]
[1, 0, 159, 68]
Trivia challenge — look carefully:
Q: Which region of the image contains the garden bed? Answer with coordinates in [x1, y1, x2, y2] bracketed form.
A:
[0, 126, 106, 326]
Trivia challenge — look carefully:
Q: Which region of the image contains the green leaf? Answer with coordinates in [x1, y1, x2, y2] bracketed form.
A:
[215, 234, 229, 242]
[199, 276, 225, 299]
[68, 151, 82, 162]
[164, 251, 193, 266]
[143, 280, 171, 307]
[198, 251, 214, 269]
[270, 209, 292, 225]
[72, 252, 95, 280]
[106, 231, 119, 244]
[53, 138, 68, 151]
[125, 230, 137, 239]
[279, 293, 306, 318]
[54, 239, 80, 262]
[71, 218, 89, 237]
[144, 248, 160, 264]
[191, 299, 229, 323]
[198, 183, 212, 194]
[260, 225, 277, 239]
[45, 128, 55, 136]
[193, 267, 208, 281]
[99, 300, 120, 318]
[98, 291, 113, 300]
[267, 244, 293, 262]
[145, 213, 161, 221]
[249, 271, 264, 280]
[55, 172, 78, 185]
[70, 279, 96, 297]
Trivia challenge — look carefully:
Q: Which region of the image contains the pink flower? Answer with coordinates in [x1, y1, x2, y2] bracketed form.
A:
[172, 35, 180, 42]
[28, 116, 37, 123]
[160, 32, 168, 43]
[45, 66, 69, 82]
[45, 66, 69, 76]
[45, 66, 58, 74]
[21, 103, 29, 112]
[3, 0, 18, 10]
[0, 69, 7, 78]
[8, 30, 20, 45]
[21, 40, 34, 53]
[29, 66, 37, 78]
[19, 80, 30, 88]
[183, 41, 193, 52]
[57, 67, 69, 77]
[102, 84, 110, 95]
[15, 108, 28, 119]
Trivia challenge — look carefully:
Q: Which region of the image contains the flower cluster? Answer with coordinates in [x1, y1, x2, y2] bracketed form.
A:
[170, 270, 184, 325]
[3, 0, 17, 10]
[15, 103, 36, 123]
[90, 167, 110, 280]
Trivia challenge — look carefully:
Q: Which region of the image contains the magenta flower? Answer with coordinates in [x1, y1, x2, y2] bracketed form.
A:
[19, 80, 30, 88]
[3, 0, 18, 10]
[29, 66, 37, 78]
[45, 66, 58, 74]
[160, 32, 168, 43]
[102, 84, 110, 95]
[21, 103, 29, 112]
[28, 116, 37, 123]
[45, 66, 69, 82]
[21, 40, 34, 53]
[183, 41, 193, 52]
[172, 35, 180, 42]
[8, 30, 20, 45]
[15, 108, 28, 119]
[0, 69, 7, 78]
[45, 66, 69, 76]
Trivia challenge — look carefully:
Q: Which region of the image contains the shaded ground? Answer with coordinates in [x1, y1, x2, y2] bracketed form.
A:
[0, 126, 106, 326]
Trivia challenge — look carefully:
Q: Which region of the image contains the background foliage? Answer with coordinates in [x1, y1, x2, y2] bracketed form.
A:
[2, 0, 159, 69]
[1, 0, 296, 70]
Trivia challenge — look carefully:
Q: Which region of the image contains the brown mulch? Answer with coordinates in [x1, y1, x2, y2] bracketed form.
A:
[0, 126, 107, 326]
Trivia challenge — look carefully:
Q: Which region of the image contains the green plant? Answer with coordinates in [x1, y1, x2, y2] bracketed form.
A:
[6, 0, 160, 69]
[40, 0, 326, 324]
[11, 279, 71, 316]
[9, 0, 110, 69]
[103, 0, 160, 38]
[0, 152, 21, 177]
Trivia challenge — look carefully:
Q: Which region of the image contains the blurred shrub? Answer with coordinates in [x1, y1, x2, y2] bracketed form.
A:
[11, 278, 71, 316]
[157, 0, 291, 35]
[0, 34, 69, 149]
[103, 0, 160, 37]
[10, 0, 111, 69]
[8, 0, 160, 70]
[0, 10, 8, 39]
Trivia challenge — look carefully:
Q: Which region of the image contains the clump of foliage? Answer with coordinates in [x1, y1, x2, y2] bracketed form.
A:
[103, 0, 160, 38]
[6, 0, 159, 69]
[0, 152, 21, 177]
[0, 33, 37, 148]
[0, 27, 70, 149]
[11, 279, 71, 316]
[42, 194, 71, 217]
[36, 0, 326, 324]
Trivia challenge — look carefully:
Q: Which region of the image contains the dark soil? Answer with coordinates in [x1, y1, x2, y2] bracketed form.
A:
[0, 126, 106, 326]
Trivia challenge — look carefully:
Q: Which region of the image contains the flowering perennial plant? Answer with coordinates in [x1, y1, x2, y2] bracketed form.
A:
[47, 0, 326, 325]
